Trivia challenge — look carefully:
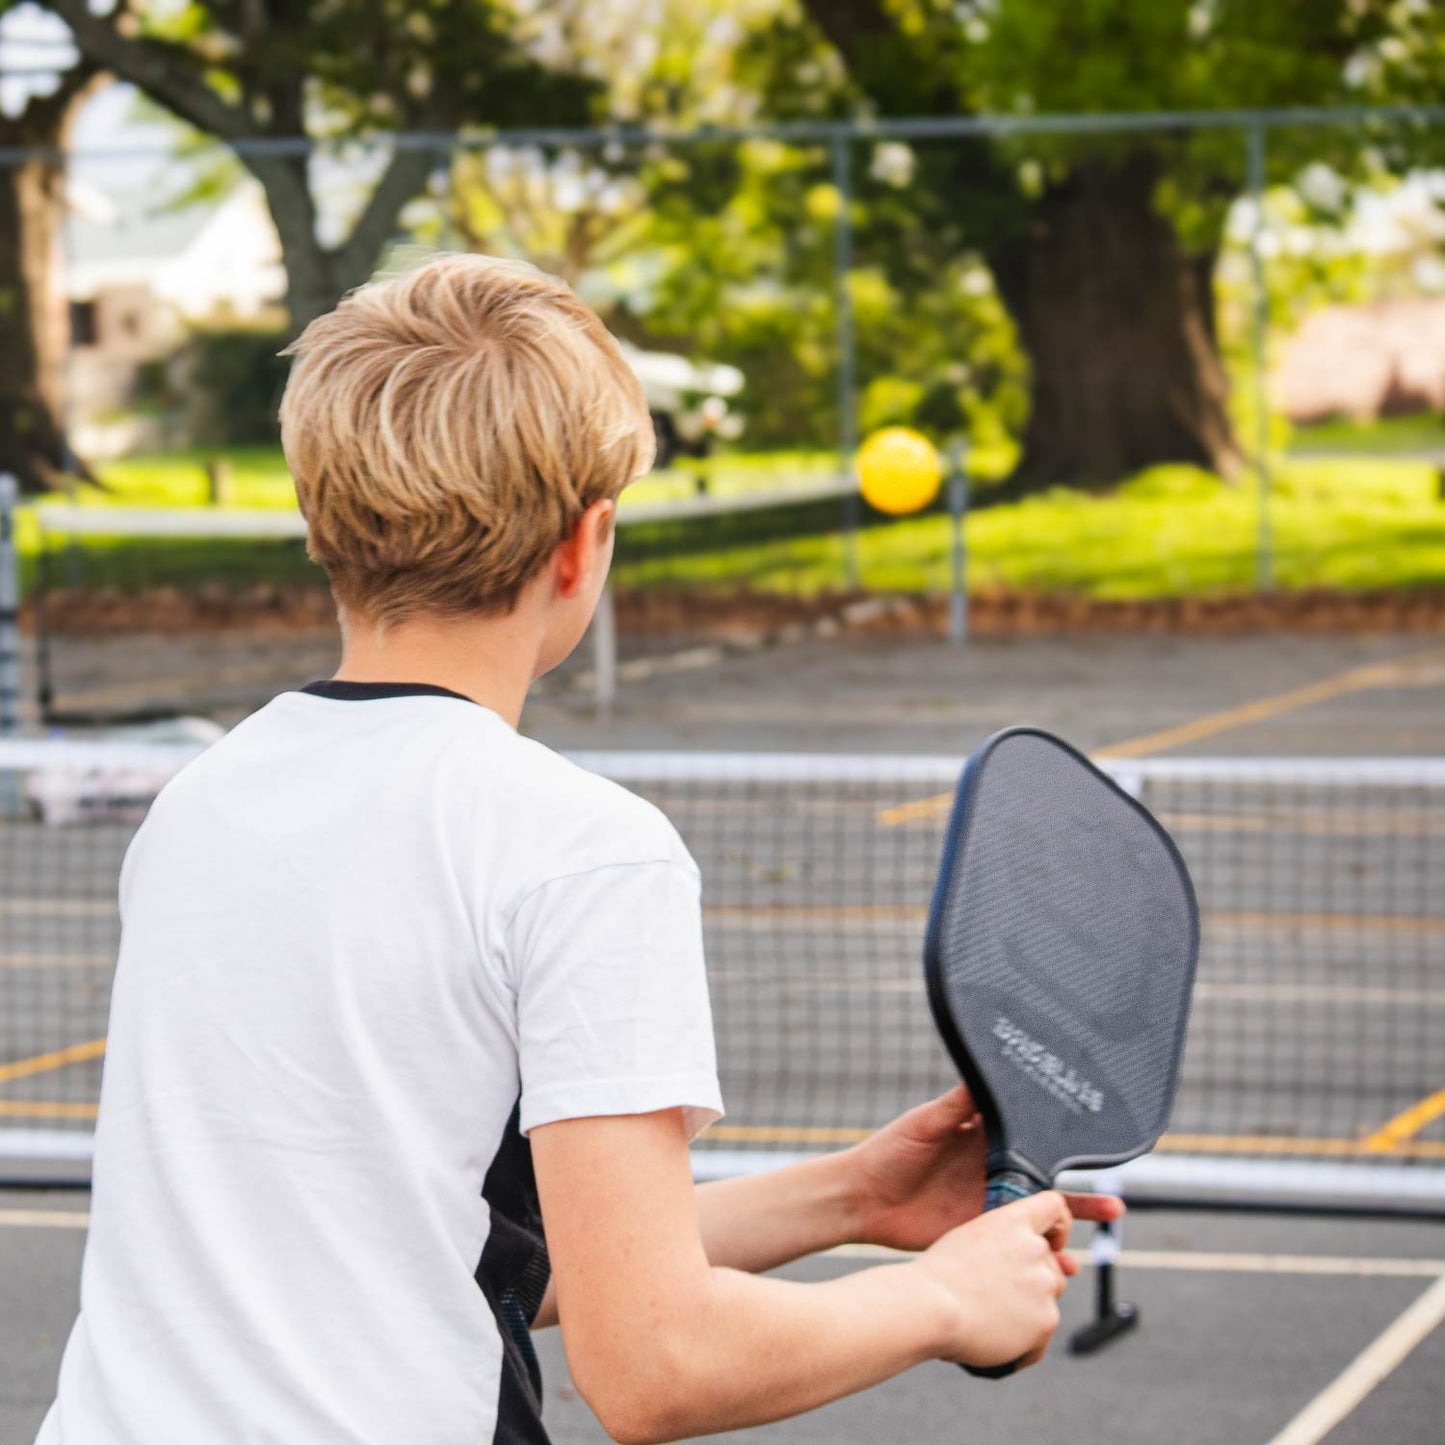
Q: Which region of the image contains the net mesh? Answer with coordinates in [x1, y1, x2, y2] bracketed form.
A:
[1, 744, 1441, 1203]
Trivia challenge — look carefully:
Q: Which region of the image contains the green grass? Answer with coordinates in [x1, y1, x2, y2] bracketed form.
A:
[1286, 414, 1445, 457]
[97, 447, 299, 509]
[81, 446, 844, 513]
[614, 457, 1445, 597]
[25, 446, 1445, 601]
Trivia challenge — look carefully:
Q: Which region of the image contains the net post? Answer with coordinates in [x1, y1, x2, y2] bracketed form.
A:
[1069, 1173, 1138, 1357]
[947, 439, 968, 645]
[592, 582, 617, 719]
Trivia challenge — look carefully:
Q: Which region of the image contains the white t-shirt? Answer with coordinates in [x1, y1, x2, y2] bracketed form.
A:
[38, 682, 723, 1445]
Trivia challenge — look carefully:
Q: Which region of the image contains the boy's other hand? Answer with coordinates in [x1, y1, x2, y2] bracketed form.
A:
[845, 1085, 1124, 1256]
[909, 1191, 1075, 1372]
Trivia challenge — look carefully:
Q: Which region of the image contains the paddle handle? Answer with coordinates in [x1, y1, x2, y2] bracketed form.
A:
[984, 1170, 1040, 1212]
[961, 1169, 1045, 1381]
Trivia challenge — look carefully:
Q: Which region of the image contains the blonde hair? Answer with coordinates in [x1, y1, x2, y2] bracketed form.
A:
[279, 253, 654, 625]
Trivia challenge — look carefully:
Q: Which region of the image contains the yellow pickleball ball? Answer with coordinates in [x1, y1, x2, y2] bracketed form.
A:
[857, 427, 943, 515]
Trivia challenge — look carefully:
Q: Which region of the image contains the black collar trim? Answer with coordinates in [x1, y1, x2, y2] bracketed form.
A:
[300, 680, 477, 705]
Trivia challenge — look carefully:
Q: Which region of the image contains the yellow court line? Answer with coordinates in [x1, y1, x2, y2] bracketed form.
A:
[1209, 910, 1445, 935]
[1158, 810, 1445, 839]
[877, 647, 1445, 826]
[0, 1100, 99, 1119]
[877, 793, 952, 827]
[708, 1124, 874, 1144]
[1362, 1088, 1445, 1154]
[706, 904, 924, 924]
[705, 903, 1442, 931]
[1094, 648, 1445, 760]
[0, 1037, 107, 1085]
[1155, 1133, 1445, 1160]
[0, 953, 116, 969]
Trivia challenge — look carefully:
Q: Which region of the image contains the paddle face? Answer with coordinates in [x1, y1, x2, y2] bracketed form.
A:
[925, 728, 1199, 1190]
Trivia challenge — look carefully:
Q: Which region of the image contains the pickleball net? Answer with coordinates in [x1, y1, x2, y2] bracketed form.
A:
[2, 741, 1442, 1211]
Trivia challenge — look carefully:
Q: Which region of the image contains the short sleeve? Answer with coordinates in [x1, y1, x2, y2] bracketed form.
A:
[507, 857, 723, 1139]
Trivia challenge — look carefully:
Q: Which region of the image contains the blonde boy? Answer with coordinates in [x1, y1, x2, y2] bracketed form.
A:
[38, 255, 1118, 1445]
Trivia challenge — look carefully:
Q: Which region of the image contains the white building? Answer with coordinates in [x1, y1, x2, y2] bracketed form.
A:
[65, 181, 285, 455]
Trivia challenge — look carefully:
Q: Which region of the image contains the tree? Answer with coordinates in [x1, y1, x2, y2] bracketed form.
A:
[47, 0, 597, 335]
[789, 0, 1396, 491]
[439, 145, 650, 290]
[0, 7, 100, 493]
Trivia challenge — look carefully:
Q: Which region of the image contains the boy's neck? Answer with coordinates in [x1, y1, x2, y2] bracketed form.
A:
[332, 607, 543, 728]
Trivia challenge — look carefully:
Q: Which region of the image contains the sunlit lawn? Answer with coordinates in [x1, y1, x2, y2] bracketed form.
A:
[22, 445, 1445, 599]
[82, 447, 843, 511]
[614, 459, 1445, 597]
[1287, 414, 1445, 457]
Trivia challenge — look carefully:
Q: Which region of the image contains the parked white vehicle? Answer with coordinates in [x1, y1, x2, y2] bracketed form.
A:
[619, 344, 744, 468]
[26, 716, 225, 825]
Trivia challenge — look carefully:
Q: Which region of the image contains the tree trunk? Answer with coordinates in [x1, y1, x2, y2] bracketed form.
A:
[0, 87, 96, 496]
[247, 146, 440, 340]
[278, 239, 350, 339]
[988, 152, 1239, 493]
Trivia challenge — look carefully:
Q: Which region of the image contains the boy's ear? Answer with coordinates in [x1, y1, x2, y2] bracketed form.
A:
[554, 498, 616, 598]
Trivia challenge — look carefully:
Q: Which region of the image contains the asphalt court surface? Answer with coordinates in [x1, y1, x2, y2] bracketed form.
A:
[3, 1201, 1443, 1445]
[2, 630, 1443, 1441]
[528, 630, 1445, 757]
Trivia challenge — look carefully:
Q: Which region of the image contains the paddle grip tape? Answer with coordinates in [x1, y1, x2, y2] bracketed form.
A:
[983, 1173, 1039, 1212]
[961, 1170, 1045, 1381]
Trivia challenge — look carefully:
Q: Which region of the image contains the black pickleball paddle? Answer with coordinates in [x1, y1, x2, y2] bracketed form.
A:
[923, 727, 1199, 1379]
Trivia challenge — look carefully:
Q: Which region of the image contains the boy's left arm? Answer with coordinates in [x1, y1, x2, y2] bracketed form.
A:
[532, 1084, 1120, 1328]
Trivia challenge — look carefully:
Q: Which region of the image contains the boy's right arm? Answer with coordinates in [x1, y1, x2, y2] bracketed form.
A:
[531, 1107, 1072, 1445]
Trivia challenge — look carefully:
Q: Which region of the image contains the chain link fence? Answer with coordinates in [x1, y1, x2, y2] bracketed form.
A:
[0, 107, 1440, 723]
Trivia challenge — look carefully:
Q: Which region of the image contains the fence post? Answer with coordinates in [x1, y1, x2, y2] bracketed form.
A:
[948, 439, 969, 645]
[0, 474, 22, 818]
[205, 456, 233, 507]
[1247, 121, 1273, 590]
[0, 474, 21, 738]
[832, 131, 860, 588]
[592, 582, 617, 720]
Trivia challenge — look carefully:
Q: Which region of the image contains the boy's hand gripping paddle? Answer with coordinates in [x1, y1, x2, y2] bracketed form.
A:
[924, 728, 1199, 1379]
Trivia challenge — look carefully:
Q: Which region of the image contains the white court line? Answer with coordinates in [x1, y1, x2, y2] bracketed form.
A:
[1264, 1273, 1445, 1445]
[1117, 1250, 1445, 1278]
[0, 1208, 89, 1229]
[3, 1205, 1442, 1282]
[825, 1245, 1445, 1277]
